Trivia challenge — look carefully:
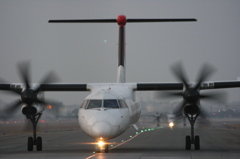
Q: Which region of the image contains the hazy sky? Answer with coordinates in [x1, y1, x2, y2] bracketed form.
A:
[0, 0, 240, 105]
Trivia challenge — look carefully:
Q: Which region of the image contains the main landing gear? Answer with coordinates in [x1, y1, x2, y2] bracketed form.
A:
[185, 113, 200, 150]
[27, 113, 42, 151]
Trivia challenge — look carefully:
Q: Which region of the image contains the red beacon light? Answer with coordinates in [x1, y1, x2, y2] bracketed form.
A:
[117, 15, 126, 26]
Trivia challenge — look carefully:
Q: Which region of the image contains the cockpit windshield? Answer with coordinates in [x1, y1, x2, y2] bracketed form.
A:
[103, 100, 119, 108]
[81, 99, 127, 109]
[87, 100, 102, 109]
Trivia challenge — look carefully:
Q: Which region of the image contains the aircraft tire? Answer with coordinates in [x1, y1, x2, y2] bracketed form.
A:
[104, 144, 109, 153]
[28, 137, 33, 151]
[36, 136, 42, 151]
[195, 135, 200, 150]
[185, 135, 191, 150]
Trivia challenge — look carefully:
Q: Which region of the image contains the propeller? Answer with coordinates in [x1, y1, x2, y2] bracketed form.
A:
[3, 61, 59, 117]
[156, 62, 226, 117]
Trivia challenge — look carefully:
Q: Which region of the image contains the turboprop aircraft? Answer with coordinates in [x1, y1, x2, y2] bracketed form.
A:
[1, 15, 240, 152]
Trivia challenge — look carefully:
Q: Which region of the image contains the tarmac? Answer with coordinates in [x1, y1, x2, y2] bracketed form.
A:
[0, 119, 240, 159]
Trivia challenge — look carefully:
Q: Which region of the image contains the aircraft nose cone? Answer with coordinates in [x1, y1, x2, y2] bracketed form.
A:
[92, 122, 111, 138]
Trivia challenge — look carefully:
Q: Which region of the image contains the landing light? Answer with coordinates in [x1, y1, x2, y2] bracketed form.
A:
[98, 141, 105, 147]
[169, 122, 174, 129]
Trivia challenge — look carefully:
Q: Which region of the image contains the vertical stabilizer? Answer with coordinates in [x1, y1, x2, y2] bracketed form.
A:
[117, 65, 125, 83]
[117, 15, 126, 83]
[48, 15, 196, 84]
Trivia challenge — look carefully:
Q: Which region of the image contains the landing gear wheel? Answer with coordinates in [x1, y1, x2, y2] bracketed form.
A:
[28, 137, 33, 151]
[26, 113, 43, 151]
[194, 135, 200, 150]
[104, 144, 109, 153]
[185, 135, 191, 150]
[185, 113, 200, 150]
[36, 136, 42, 151]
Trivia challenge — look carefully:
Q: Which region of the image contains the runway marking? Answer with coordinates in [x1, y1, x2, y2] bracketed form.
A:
[86, 130, 146, 159]
[110, 132, 142, 150]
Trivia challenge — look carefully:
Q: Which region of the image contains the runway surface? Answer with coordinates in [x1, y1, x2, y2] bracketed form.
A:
[1, 119, 240, 159]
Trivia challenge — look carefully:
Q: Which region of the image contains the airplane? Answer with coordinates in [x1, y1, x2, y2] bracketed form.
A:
[167, 113, 176, 128]
[141, 112, 162, 127]
[141, 100, 185, 128]
[1, 15, 240, 152]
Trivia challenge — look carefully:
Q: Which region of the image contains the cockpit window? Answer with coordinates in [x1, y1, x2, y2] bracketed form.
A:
[80, 100, 89, 109]
[87, 100, 102, 109]
[118, 100, 127, 108]
[103, 100, 119, 108]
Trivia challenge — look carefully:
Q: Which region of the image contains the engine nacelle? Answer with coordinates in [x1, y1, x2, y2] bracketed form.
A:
[184, 104, 200, 115]
[21, 105, 44, 115]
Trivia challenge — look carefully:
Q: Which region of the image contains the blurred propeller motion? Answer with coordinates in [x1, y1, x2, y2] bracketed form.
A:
[156, 61, 227, 117]
[3, 61, 59, 117]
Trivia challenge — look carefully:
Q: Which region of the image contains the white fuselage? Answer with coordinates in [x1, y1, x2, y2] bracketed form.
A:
[78, 83, 141, 140]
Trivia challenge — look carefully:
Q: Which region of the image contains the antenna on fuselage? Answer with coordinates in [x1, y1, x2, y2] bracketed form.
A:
[48, 15, 197, 83]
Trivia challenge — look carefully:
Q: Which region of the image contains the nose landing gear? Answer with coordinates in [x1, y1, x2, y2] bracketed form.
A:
[185, 113, 200, 150]
[95, 140, 109, 153]
[27, 113, 43, 151]
[104, 144, 109, 153]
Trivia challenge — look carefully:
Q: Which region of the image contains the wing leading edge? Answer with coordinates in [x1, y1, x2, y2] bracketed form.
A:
[135, 81, 240, 91]
[1, 81, 240, 92]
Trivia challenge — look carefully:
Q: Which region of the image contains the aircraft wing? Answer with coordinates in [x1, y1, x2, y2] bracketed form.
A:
[39, 84, 88, 91]
[136, 83, 183, 91]
[0, 83, 89, 92]
[0, 84, 12, 90]
[200, 81, 240, 90]
[135, 81, 240, 91]
[1, 81, 240, 92]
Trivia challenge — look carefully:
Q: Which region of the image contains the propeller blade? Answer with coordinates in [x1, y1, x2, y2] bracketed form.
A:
[200, 91, 228, 104]
[4, 100, 22, 117]
[173, 100, 186, 116]
[35, 71, 59, 93]
[170, 62, 189, 87]
[199, 106, 209, 119]
[35, 99, 46, 105]
[17, 61, 31, 89]
[5, 90, 21, 97]
[195, 63, 216, 89]
[40, 71, 59, 84]
[155, 91, 183, 99]
[35, 97, 58, 106]
[198, 106, 211, 127]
